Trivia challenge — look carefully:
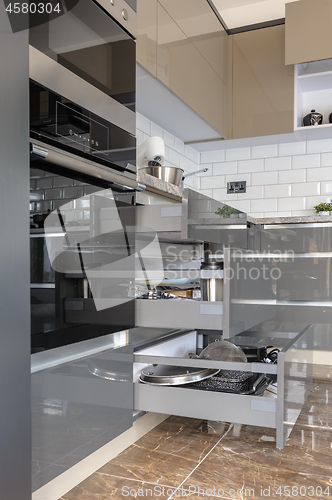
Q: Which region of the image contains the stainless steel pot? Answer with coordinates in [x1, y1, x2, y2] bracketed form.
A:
[200, 260, 223, 301]
[139, 165, 184, 186]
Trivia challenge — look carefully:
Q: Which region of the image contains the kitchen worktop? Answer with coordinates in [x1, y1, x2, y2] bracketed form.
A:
[137, 170, 183, 199]
[248, 214, 332, 225]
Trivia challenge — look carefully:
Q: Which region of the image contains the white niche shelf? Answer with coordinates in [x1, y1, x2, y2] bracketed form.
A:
[294, 58, 332, 140]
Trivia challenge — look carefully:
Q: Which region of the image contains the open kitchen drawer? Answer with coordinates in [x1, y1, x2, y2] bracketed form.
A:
[133, 326, 313, 449]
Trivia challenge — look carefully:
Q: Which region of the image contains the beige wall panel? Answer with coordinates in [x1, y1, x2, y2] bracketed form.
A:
[157, 0, 228, 83]
[157, 3, 225, 136]
[137, 0, 157, 76]
[232, 25, 294, 139]
[286, 0, 332, 65]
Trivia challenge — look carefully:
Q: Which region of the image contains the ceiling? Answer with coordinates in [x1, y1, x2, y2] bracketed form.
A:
[210, 0, 300, 30]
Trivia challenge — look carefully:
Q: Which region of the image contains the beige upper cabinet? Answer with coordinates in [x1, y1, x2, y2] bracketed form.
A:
[285, 0, 332, 65]
[231, 25, 294, 139]
[137, 1, 294, 141]
[157, 0, 228, 82]
[137, 0, 157, 77]
[137, 0, 228, 138]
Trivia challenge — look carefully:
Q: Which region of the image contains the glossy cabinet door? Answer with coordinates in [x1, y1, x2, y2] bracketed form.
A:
[157, 2, 227, 137]
[137, 0, 157, 77]
[231, 25, 294, 139]
[157, 0, 228, 82]
[31, 344, 133, 492]
[285, 0, 332, 65]
[137, 0, 228, 137]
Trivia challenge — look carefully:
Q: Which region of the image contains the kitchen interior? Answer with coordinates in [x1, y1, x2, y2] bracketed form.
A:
[2, 0, 332, 499]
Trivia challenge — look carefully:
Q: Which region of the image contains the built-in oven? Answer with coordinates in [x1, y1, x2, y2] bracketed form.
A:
[29, 0, 139, 353]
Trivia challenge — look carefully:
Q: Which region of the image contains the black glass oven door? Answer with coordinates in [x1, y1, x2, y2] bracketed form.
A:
[29, 0, 135, 110]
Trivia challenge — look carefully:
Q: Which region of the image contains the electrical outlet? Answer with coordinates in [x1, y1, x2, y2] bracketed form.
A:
[227, 181, 246, 194]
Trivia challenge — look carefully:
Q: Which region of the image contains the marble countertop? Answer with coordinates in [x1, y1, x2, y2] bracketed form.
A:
[137, 170, 183, 199]
[248, 214, 332, 225]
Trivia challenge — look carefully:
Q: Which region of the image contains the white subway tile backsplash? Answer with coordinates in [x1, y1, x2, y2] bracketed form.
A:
[200, 150, 225, 164]
[239, 186, 264, 200]
[265, 156, 291, 171]
[307, 138, 332, 154]
[174, 138, 185, 156]
[184, 145, 197, 163]
[278, 141, 306, 156]
[238, 159, 264, 173]
[265, 211, 292, 217]
[278, 197, 305, 211]
[252, 144, 278, 159]
[292, 154, 320, 169]
[201, 175, 225, 190]
[136, 129, 144, 146]
[183, 176, 195, 188]
[307, 166, 332, 181]
[179, 155, 192, 170]
[199, 164, 212, 176]
[291, 182, 320, 197]
[249, 212, 264, 218]
[136, 112, 332, 218]
[252, 171, 278, 186]
[164, 130, 175, 149]
[320, 152, 332, 167]
[213, 161, 237, 176]
[142, 132, 150, 143]
[291, 210, 315, 216]
[305, 195, 331, 210]
[150, 122, 164, 139]
[213, 188, 237, 202]
[136, 113, 151, 135]
[199, 188, 213, 198]
[192, 148, 200, 165]
[167, 149, 180, 166]
[228, 199, 251, 212]
[225, 147, 251, 161]
[225, 173, 251, 184]
[321, 182, 332, 195]
[279, 169, 306, 183]
[251, 198, 277, 212]
[192, 176, 200, 191]
[265, 184, 291, 198]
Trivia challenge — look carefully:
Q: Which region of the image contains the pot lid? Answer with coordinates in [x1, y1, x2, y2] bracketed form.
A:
[88, 360, 131, 382]
[199, 340, 247, 362]
[139, 364, 219, 385]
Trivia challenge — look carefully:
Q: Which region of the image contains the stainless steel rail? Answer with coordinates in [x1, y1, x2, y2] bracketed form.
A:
[30, 141, 146, 192]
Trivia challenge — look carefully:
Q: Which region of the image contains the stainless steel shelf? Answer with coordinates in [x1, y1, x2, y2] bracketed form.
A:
[135, 299, 223, 330]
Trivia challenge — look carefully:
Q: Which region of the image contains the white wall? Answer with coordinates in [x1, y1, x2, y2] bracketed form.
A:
[137, 113, 332, 217]
[199, 138, 332, 218]
[136, 113, 200, 191]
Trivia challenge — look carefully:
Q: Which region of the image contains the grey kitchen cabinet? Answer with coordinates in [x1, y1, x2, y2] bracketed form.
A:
[134, 328, 313, 450]
[31, 340, 134, 492]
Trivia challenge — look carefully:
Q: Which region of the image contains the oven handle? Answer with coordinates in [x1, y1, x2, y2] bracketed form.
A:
[30, 142, 146, 192]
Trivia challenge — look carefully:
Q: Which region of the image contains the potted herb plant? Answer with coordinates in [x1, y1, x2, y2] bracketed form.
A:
[215, 206, 235, 218]
[313, 202, 332, 215]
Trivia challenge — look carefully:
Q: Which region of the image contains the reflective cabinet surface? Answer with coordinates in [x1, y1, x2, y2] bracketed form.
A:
[31, 344, 133, 492]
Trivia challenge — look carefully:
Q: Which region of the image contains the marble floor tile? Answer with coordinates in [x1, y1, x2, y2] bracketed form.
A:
[60, 381, 332, 500]
[61, 475, 179, 500]
[97, 444, 199, 486]
[132, 419, 230, 462]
